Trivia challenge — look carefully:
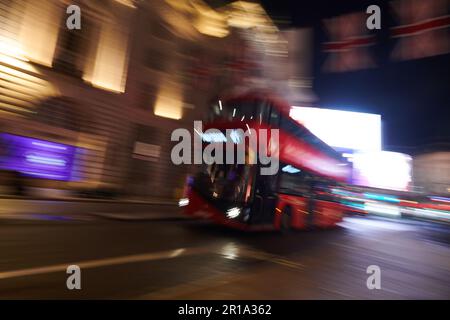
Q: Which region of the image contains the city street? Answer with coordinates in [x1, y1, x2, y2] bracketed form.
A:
[1, 0, 449, 306]
[0, 204, 448, 299]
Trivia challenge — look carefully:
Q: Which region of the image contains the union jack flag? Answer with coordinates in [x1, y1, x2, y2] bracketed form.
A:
[391, 0, 450, 60]
[322, 12, 377, 72]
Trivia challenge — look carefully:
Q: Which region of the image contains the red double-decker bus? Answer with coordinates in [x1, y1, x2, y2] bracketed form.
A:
[182, 90, 351, 231]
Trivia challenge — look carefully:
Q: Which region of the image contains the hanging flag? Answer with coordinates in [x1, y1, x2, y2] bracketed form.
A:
[391, 0, 450, 61]
[322, 12, 377, 72]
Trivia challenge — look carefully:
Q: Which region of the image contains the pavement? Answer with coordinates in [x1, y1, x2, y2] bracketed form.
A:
[0, 197, 181, 222]
[0, 200, 448, 299]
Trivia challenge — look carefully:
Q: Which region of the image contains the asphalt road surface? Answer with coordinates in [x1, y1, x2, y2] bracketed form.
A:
[0, 207, 449, 299]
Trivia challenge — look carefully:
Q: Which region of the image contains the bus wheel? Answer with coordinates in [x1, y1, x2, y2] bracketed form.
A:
[280, 207, 293, 234]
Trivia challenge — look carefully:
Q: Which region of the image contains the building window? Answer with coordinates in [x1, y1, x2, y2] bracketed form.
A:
[33, 96, 82, 132]
[138, 83, 157, 110]
[53, 14, 92, 77]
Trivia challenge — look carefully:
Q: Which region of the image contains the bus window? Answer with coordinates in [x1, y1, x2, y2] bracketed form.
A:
[257, 100, 271, 124]
[280, 114, 308, 138]
[208, 99, 271, 123]
[233, 101, 256, 122]
[312, 179, 337, 202]
[269, 105, 280, 128]
[279, 167, 313, 197]
[254, 171, 279, 198]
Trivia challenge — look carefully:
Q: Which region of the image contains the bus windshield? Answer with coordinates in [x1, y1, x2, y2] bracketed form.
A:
[194, 163, 255, 205]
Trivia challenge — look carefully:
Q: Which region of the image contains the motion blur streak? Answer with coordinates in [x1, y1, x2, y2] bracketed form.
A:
[0, 247, 202, 280]
[0, 214, 447, 299]
[0, 0, 448, 300]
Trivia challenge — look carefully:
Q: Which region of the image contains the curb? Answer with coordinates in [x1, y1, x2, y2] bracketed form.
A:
[0, 211, 193, 223]
[0, 197, 177, 206]
[89, 212, 194, 222]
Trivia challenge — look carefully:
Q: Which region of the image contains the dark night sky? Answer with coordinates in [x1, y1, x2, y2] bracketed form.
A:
[261, 0, 450, 152]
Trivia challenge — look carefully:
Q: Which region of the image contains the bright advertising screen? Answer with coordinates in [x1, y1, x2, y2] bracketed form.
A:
[289, 107, 382, 151]
[352, 151, 412, 191]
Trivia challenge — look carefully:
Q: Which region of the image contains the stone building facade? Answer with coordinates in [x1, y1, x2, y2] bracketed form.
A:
[0, 0, 286, 199]
[413, 151, 450, 195]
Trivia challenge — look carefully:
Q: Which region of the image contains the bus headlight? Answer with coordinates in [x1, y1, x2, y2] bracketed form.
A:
[179, 198, 189, 207]
[226, 207, 241, 219]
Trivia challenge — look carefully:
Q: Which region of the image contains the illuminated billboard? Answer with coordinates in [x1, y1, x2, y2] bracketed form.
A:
[352, 151, 412, 191]
[289, 107, 382, 151]
[0, 133, 78, 181]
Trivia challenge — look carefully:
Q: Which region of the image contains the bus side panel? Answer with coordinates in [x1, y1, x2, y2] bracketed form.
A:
[275, 194, 309, 230]
[313, 200, 344, 228]
[184, 188, 248, 230]
[184, 187, 215, 219]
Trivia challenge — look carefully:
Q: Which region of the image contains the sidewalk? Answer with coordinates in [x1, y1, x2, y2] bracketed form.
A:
[0, 194, 176, 205]
[0, 196, 189, 223]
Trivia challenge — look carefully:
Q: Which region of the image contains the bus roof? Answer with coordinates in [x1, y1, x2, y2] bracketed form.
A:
[222, 90, 345, 162]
